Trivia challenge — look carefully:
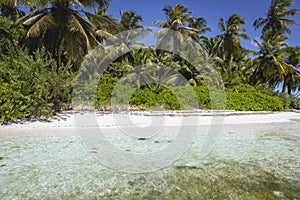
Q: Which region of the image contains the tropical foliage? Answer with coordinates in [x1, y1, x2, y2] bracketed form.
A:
[250, 31, 293, 87]
[214, 14, 250, 80]
[14, 0, 111, 70]
[0, 48, 73, 121]
[0, 0, 299, 120]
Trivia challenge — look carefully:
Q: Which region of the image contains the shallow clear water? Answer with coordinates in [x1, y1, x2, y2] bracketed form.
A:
[0, 122, 299, 199]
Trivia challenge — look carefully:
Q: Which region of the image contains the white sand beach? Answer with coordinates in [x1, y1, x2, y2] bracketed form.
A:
[0, 111, 299, 136]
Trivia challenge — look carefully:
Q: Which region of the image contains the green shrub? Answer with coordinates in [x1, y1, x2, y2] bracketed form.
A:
[226, 84, 284, 111]
[94, 81, 284, 111]
[93, 62, 134, 107]
[193, 86, 227, 109]
[255, 84, 299, 110]
[171, 86, 198, 109]
[92, 61, 286, 112]
[279, 93, 300, 110]
[0, 48, 73, 121]
[129, 85, 181, 110]
[94, 74, 117, 106]
[193, 85, 210, 109]
[108, 84, 197, 110]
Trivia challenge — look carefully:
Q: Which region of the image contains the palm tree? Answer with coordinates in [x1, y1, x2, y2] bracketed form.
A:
[119, 10, 144, 31]
[253, 0, 298, 35]
[118, 10, 149, 44]
[282, 47, 300, 94]
[153, 4, 201, 50]
[84, 7, 119, 43]
[153, 4, 193, 30]
[202, 37, 220, 57]
[153, 4, 207, 86]
[104, 10, 151, 64]
[188, 16, 211, 43]
[250, 31, 293, 88]
[214, 49, 252, 86]
[15, 0, 110, 70]
[215, 14, 250, 78]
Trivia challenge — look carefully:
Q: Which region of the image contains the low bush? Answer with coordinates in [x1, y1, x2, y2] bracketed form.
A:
[94, 81, 285, 111]
[129, 85, 181, 110]
[226, 84, 284, 111]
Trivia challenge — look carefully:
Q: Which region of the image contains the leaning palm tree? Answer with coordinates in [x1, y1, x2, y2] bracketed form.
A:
[253, 0, 298, 35]
[15, 0, 110, 70]
[214, 14, 250, 78]
[250, 31, 294, 88]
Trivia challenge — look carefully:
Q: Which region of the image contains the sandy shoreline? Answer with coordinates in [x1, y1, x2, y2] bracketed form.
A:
[0, 110, 299, 131]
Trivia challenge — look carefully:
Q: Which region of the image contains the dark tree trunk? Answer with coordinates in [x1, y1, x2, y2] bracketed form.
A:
[282, 79, 286, 93]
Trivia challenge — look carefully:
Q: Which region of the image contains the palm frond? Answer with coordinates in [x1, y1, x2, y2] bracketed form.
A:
[26, 13, 54, 37]
[218, 17, 225, 31]
[14, 8, 48, 26]
[70, 12, 99, 50]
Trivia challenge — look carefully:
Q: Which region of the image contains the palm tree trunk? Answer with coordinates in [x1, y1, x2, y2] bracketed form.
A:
[55, 33, 62, 68]
[54, 23, 64, 70]
[53, 25, 64, 111]
[282, 79, 286, 93]
[287, 84, 292, 95]
[226, 54, 233, 79]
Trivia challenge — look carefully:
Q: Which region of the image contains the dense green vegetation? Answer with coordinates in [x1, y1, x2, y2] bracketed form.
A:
[95, 83, 285, 111]
[0, 0, 299, 120]
[0, 48, 73, 120]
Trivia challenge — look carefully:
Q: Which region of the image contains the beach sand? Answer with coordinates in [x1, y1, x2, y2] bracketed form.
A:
[0, 110, 299, 137]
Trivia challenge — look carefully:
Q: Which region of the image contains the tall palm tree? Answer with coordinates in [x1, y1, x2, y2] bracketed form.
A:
[153, 4, 193, 30]
[15, 0, 110, 70]
[153, 4, 216, 89]
[250, 31, 293, 88]
[215, 14, 250, 77]
[253, 0, 298, 35]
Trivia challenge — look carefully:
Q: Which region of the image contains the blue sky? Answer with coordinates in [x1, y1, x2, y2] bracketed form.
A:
[106, 0, 299, 50]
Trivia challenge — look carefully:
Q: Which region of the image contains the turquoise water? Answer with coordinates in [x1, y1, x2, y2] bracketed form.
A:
[0, 122, 299, 199]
